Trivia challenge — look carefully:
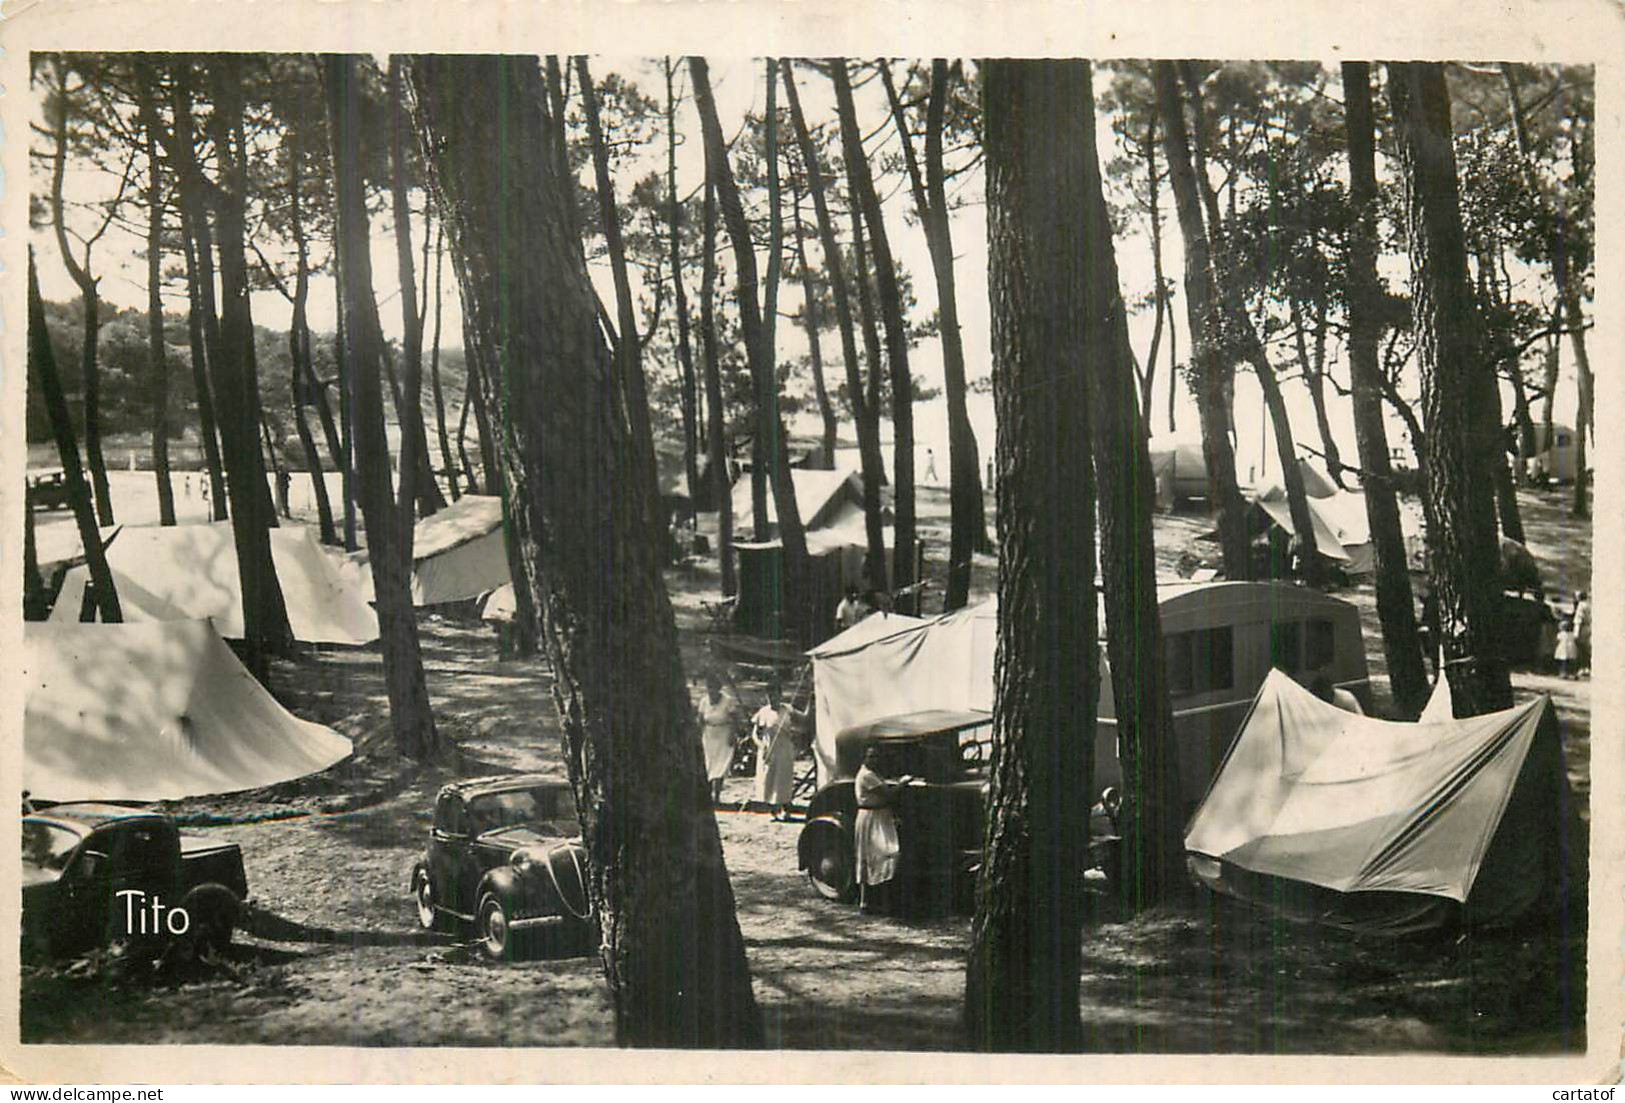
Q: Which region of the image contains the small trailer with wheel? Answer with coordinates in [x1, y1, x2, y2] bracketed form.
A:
[21, 804, 247, 962]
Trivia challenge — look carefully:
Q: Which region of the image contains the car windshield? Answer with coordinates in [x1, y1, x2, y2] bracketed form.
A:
[466, 786, 577, 835]
[22, 820, 82, 871]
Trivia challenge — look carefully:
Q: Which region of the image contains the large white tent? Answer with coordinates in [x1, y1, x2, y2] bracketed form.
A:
[1185, 670, 1574, 931]
[50, 522, 378, 645]
[24, 620, 353, 803]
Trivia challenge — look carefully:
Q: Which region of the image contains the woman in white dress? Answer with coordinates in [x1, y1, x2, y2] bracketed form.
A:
[854, 746, 903, 911]
[751, 691, 800, 817]
[697, 672, 740, 804]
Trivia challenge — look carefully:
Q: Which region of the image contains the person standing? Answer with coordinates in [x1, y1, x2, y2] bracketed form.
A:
[854, 745, 904, 912]
[1554, 619, 1579, 680]
[835, 586, 866, 631]
[924, 447, 940, 486]
[696, 671, 740, 804]
[1573, 591, 1591, 675]
[750, 689, 797, 818]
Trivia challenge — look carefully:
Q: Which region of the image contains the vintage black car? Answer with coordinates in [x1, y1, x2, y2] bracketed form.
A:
[797, 710, 1120, 914]
[797, 709, 994, 914]
[411, 774, 594, 961]
[27, 470, 70, 512]
[22, 804, 248, 960]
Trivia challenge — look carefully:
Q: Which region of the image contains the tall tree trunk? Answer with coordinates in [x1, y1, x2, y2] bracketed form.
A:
[30, 250, 121, 624]
[286, 145, 338, 545]
[427, 226, 459, 501]
[334, 244, 359, 550]
[23, 481, 49, 622]
[700, 177, 736, 596]
[782, 60, 888, 591]
[1166, 299, 1179, 435]
[692, 57, 809, 636]
[462, 314, 501, 495]
[1074, 63, 1183, 907]
[850, 196, 886, 454]
[1342, 62, 1428, 716]
[881, 59, 989, 608]
[388, 58, 445, 520]
[206, 57, 295, 675]
[578, 55, 663, 541]
[137, 75, 176, 527]
[454, 365, 476, 493]
[326, 54, 439, 758]
[1141, 116, 1167, 422]
[49, 69, 114, 526]
[788, 180, 838, 467]
[1569, 293, 1590, 519]
[1387, 61, 1511, 716]
[410, 52, 760, 1048]
[1295, 290, 1347, 488]
[178, 212, 228, 520]
[1153, 62, 1248, 578]
[965, 59, 1098, 1053]
[833, 60, 916, 604]
[665, 58, 703, 505]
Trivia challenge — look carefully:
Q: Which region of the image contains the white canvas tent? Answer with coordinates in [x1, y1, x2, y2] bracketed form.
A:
[729, 466, 868, 535]
[50, 522, 378, 645]
[407, 495, 511, 606]
[808, 603, 993, 785]
[1149, 437, 1209, 505]
[1186, 669, 1572, 931]
[24, 620, 353, 802]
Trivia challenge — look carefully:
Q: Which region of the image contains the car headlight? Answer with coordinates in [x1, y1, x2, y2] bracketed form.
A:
[510, 848, 535, 871]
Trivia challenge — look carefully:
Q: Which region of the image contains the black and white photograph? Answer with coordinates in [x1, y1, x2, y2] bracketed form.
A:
[5, 10, 1616, 1079]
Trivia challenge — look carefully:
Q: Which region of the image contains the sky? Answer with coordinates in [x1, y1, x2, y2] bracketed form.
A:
[32, 57, 1594, 486]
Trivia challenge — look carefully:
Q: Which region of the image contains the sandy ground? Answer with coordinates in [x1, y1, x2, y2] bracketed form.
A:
[20, 481, 1591, 1053]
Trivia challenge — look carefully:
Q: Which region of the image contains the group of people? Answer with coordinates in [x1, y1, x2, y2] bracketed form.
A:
[1554, 590, 1591, 679]
[695, 671, 804, 817]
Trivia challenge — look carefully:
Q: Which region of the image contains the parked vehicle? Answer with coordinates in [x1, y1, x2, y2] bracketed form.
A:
[796, 710, 1119, 910]
[411, 775, 593, 961]
[27, 470, 70, 512]
[21, 803, 248, 961]
[1093, 580, 1371, 813]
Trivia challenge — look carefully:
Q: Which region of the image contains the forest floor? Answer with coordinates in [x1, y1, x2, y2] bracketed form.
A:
[20, 475, 1592, 1056]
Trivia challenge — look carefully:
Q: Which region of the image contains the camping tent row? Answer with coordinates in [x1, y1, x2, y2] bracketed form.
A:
[52, 521, 379, 646]
[807, 580, 1371, 809]
[23, 619, 353, 803]
[1186, 669, 1580, 932]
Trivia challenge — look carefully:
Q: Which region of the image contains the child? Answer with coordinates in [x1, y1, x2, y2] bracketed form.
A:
[1554, 618, 1579, 680]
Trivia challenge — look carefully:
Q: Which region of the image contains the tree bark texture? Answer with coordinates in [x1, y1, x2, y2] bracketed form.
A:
[1387, 61, 1512, 716]
[965, 59, 1099, 1053]
[178, 211, 229, 522]
[325, 54, 440, 758]
[287, 145, 338, 545]
[1341, 62, 1428, 716]
[789, 181, 840, 468]
[428, 227, 460, 501]
[409, 53, 761, 1047]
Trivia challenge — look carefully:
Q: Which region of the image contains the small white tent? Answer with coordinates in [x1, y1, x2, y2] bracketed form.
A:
[50, 522, 378, 645]
[407, 495, 511, 606]
[24, 620, 353, 802]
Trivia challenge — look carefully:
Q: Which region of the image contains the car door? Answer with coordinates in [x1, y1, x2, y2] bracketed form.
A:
[429, 795, 474, 916]
[56, 828, 118, 949]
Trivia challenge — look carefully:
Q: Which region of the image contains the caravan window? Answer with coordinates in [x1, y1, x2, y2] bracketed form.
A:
[1305, 618, 1336, 671]
[1165, 626, 1235, 695]
[1270, 622, 1302, 673]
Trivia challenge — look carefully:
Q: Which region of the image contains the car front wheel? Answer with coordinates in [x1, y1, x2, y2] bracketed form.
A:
[476, 892, 513, 961]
